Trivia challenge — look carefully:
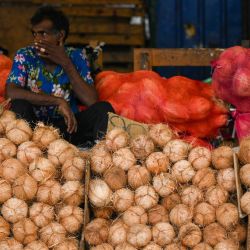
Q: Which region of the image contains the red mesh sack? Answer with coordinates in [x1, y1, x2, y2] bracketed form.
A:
[95, 70, 228, 138]
[212, 46, 250, 112]
[0, 69, 10, 97]
[0, 55, 12, 71]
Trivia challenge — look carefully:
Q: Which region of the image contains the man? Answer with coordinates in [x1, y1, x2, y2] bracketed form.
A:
[6, 6, 114, 147]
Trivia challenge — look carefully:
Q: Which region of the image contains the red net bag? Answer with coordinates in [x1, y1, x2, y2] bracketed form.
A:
[0, 55, 12, 71]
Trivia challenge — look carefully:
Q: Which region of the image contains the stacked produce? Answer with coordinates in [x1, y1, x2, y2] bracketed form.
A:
[239, 137, 250, 215]
[0, 108, 86, 249]
[85, 125, 246, 250]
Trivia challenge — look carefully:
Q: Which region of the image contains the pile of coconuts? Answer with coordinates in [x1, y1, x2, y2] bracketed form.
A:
[0, 109, 86, 249]
[85, 124, 247, 250]
[239, 137, 250, 216]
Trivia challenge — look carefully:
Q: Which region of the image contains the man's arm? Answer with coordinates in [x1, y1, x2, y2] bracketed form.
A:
[6, 84, 77, 134]
[36, 41, 98, 106]
[62, 60, 98, 106]
[6, 83, 62, 106]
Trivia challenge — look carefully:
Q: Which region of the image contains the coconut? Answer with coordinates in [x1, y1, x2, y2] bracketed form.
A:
[24, 240, 48, 250]
[128, 165, 151, 190]
[164, 243, 187, 250]
[36, 179, 61, 206]
[0, 216, 10, 240]
[61, 156, 86, 181]
[238, 137, 250, 164]
[108, 219, 128, 246]
[130, 134, 155, 160]
[91, 243, 113, 250]
[93, 207, 114, 219]
[205, 185, 229, 207]
[61, 181, 84, 206]
[192, 167, 216, 190]
[169, 204, 193, 227]
[1, 198, 28, 223]
[13, 174, 38, 201]
[112, 148, 136, 171]
[241, 191, 250, 214]
[153, 173, 176, 197]
[115, 243, 136, 250]
[152, 222, 175, 246]
[178, 223, 202, 248]
[193, 202, 216, 226]
[135, 185, 159, 210]
[29, 202, 54, 228]
[122, 205, 148, 226]
[84, 218, 110, 246]
[0, 237, 23, 250]
[188, 146, 211, 170]
[12, 218, 38, 245]
[0, 178, 12, 203]
[32, 122, 60, 150]
[217, 168, 236, 192]
[89, 179, 112, 207]
[39, 222, 66, 248]
[192, 242, 213, 250]
[53, 239, 79, 250]
[216, 203, 239, 229]
[47, 139, 78, 166]
[91, 143, 113, 174]
[171, 160, 195, 183]
[127, 224, 152, 248]
[240, 164, 250, 187]
[148, 123, 173, 147]
[104, 166, 127, 191]
[148, 205, 169, 225]
[0, 110, 16, 133]
[145, 152, 169, 175]
[180, 185, 203, 207]
[143, 242, 162, 250]
[0, 138, 17, 162]
[105, 128, 129, 151]
[214, 239, 239, 250]
[211, 146, 234, 169]
[161, 193, 181, 212]
[229, 223, 247, 243]
[58, 205, 84, 233]
[5, 119, 33, 145]
[29, 157, 56, 183]
[163, 139, 190, 163]
[1, 158, 27, 183]
[203, 223, 227, 247]
[112, 188, 134, 212]
[17, 141, 42, 166]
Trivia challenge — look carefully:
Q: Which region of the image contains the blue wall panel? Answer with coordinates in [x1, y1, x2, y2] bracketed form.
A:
[155, 0, 242, 79]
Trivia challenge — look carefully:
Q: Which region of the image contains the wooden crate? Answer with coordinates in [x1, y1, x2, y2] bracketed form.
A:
[79, 159, 91, 250]
[234, 153, 249, 250]
[133, 48, 224, 71]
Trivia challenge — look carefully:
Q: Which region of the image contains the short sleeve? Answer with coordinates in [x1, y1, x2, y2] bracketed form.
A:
[71, 49, 94, 85]
[6, 49, 28, 87]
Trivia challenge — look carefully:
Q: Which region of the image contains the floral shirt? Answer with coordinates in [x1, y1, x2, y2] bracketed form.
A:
[7, 46, 93, 121]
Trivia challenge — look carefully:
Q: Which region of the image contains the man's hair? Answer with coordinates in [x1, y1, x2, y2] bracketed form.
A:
[31, 5, 69, 40]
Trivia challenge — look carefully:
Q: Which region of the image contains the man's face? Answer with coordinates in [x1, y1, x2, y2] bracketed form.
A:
[31, 19, 62, 45]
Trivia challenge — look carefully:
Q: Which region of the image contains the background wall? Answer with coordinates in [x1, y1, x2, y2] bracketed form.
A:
[152, 0, 242, 79]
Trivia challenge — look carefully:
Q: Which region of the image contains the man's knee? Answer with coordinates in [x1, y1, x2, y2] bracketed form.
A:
[94, 101, 114, 114]
[11, 99, 33, 113]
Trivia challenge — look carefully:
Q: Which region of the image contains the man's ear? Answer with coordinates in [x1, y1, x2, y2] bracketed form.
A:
[58, 30, 66, 45]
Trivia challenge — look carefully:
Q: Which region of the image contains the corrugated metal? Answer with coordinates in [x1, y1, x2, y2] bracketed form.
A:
[154, 0, 242, 79]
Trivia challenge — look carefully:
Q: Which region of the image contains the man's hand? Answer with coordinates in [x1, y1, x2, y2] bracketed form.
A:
[35, 40, 71, 68]
[57, 98, 77, 134]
